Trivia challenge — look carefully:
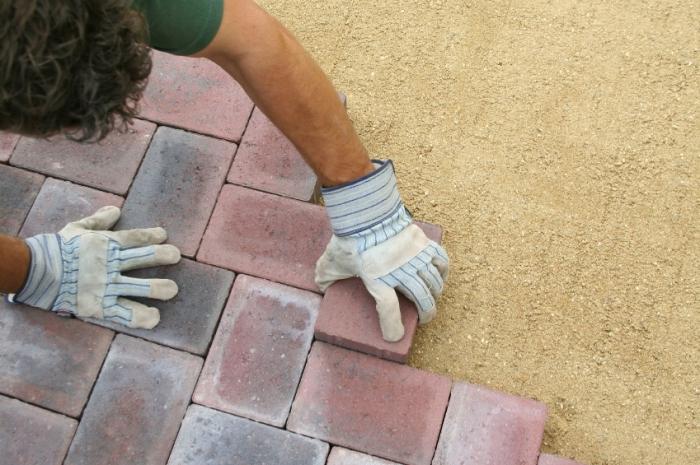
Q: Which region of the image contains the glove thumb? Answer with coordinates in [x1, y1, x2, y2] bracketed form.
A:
[364, 278, 405, 342]
[314, 236, 357, 292]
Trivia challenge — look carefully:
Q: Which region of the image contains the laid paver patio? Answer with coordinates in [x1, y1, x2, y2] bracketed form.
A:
[0, 52, 587, 465]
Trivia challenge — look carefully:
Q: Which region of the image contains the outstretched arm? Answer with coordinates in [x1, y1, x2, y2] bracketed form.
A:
[0, 235, 30, 294]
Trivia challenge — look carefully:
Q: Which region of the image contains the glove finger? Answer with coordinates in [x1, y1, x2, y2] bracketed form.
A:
[392, 268, 437, 324]
[67, 206, 121, 231]
[418, 264, 444, 298]
[107, 227, 168, 248]
[428, 242, 450, 282]
[314, 244, 354, 292]
[112, 275, 179, 300]
[364, 277, 405, 342]
[118, 245, 181, 272]
[104, 298, 160, 329]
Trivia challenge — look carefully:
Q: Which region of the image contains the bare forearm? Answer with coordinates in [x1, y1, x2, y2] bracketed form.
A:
[198, 0, 373, 186]
[0, 234, 30, 294]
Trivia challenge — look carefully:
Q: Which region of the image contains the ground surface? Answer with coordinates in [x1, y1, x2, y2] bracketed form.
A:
[258, 1, 699, 464]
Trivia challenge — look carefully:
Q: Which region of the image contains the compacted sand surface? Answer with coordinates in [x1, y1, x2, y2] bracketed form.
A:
[260, 1, 699, 464]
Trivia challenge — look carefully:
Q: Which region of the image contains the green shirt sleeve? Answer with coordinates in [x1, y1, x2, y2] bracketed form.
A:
[131, 0, 224, 56]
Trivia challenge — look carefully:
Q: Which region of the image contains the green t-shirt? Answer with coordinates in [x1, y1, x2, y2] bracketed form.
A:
[131, 0, 224, 56]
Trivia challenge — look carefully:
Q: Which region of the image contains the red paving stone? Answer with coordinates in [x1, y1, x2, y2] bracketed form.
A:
[327, 448, 402, 465]
[432, 382, 548, 465]
[19, 178, 124, 238]
[10, 119, 155, 195]
[287, 342, 451, 465]
[0, 301, 113, 417]
[64, 335, 202, 465]
[0, 395, 77, 465]
[0, 131, 19, 162]
[198, 184, 332, 291]
[140, 51, 254, 142]
[117, 126, 236, 257]
[0, 164, 44, 235]
[194, 275, 320, 427]
[91, 259, 234, 355]
[168, 405, 329, 465]
[539, 454, 585, 465]
[228, 107, 318, 201]
[314, 221, 444, 363]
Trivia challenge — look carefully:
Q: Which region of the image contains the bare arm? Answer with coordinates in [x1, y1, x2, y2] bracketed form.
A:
[0, 234, 30, 294]
[195, 0, 373, 186]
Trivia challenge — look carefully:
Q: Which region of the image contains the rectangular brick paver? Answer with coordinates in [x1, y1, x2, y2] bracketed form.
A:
[287, 342, 452, 465]
[10, 119, 155, 195]
[228, 107, 318, 201]
[140, 51, 254, 142]
[432, 382, 548, 465]
[0, 164, 43, 235]
[194, 275, 320, 427]
[198, 184, 331, 291]
[0, 301, 113, 417]
[0, 132, 19, 162]
[91, 258, 234, 355]
[19, 178, 124, 238]
[168, 404, 329, 465]
[328, 448, 402, 465]
[0, 395, 77, 465]
[64, 335, 202, 465]
[314, 221, 444, 363]
[118, 126, 236, 257]
[539, 454, 585, 465]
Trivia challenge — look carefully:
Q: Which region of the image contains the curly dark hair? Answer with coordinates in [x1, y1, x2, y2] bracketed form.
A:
[0, 0, 152, 141]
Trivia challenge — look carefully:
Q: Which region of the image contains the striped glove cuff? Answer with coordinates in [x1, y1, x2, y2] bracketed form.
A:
[321, 160, 411, 239]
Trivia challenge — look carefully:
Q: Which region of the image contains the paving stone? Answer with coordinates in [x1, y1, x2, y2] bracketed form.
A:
[0, 395, 77, 465]
[539, 454, 585, 465]
[64, 335, 202, 465]
[194, 275, 319, 426]
[19, 178, 124, 238]
[314, 221, 444, 363]
[90, 258, 234, 355]
[0, 301, 113, 417]
[10, 119, 155, 195]
[287, 342, 451, 465]
[327, 448, 402, 465]
[167, 404, 329, 465]
[227, 107, 318, 201]
[198, 184, 331, 291]
[0, 132, 19, 162]
[0, 165, 43, 235]
[432, 382, 548, 465]
[140, 51, 254, 141]
[118, 126, 235, 257]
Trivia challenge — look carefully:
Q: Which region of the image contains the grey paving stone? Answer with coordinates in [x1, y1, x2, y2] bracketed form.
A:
[0, 164, 43, 235]
[167, 404, 329, 465]
[0, 132, 19, 162]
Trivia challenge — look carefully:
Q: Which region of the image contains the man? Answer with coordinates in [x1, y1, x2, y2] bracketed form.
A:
[0, 0, 448, 342]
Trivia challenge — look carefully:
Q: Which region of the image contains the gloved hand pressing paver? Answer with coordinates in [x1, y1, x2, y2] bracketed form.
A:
[8, 206, 181, 329]
[315, 160, 450, 342]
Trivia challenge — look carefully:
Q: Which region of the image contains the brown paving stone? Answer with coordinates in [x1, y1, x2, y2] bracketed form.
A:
[432, 382, 548, 465]
[539, 454, 585, 465]
[327, 448, 402, 465]
[91, 258, 234, 355]
[140, 51, 254, 141]
[118, 126, 236, 257]
[19, 178, 124, 238]
[314, 221, 444, 363]
[194, 275, 319, 426]
[0, 301, 113, 417]
[168, 404, 329, 465]
[0, 165, 43, 235]
[227, 107, 317, 201]
[198, 184, 332, 291]
[287, 342, 451, 465]
[10, 119, 155, 195]
[0, 395, 77, 465]
[64, 335, 202, 465]
[0, 132, 19, 162]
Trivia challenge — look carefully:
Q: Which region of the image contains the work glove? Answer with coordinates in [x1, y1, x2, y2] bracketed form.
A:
[8, 206, 181, 329]
[315, 160, 449, 342]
